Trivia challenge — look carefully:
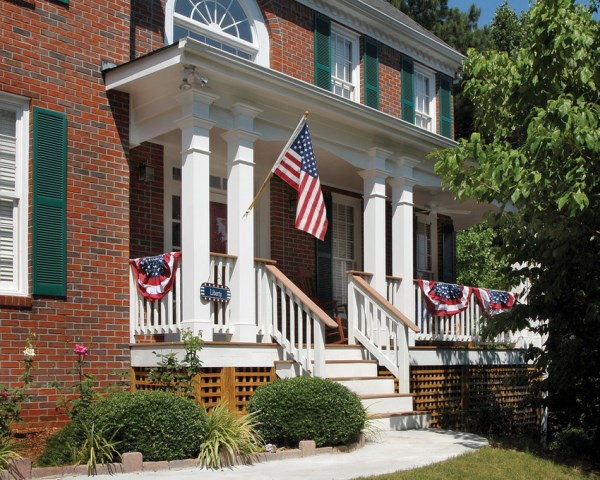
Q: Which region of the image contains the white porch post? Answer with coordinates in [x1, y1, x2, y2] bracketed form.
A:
[176, 90, 218, 341]
[429, 209, 439, 280]
[359, 148, 391, 294]
[390, 170, 417, 326]
[222, 103, 262, 342]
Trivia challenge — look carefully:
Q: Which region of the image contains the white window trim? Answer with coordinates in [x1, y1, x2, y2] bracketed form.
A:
[415, 213, 432, 280]
[330, 23, 360, 103]
[165, 0, 270, 67]
[414, 65, 436, 133]
[0, 93, 29, 296]
[332, 193, 362, 304]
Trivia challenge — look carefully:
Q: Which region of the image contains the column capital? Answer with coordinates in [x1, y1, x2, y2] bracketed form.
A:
[176, 89, 219, 108]
[232, 102, 263, 121]
[388, 176, 417, 189]
[358, 168, 389, 181]
[367, 147, 394, 171]
[175, 115, 216, 133]
[221, 128, 261, 145]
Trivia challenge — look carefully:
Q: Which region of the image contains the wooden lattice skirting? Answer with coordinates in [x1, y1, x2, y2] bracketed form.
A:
[131, 366, 276, 412]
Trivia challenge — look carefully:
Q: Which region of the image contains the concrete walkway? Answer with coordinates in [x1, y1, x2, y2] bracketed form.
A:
[63, 430, 488, 480]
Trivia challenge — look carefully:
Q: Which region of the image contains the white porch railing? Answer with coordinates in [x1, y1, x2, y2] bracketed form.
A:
[129, 260, 182, 342]
[348, 272, 419, 393]
[255, 259, 337, 377]
[413, 281, 527, 345]
[129, 253, 236, 342]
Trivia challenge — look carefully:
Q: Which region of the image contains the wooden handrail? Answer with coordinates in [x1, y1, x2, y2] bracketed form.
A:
[210, 252, 238, 260]
[255, 257, 277, 266]
[350, 273, 420, 333]
[263, 264, 338, 329]
[386, 274, 403, 282]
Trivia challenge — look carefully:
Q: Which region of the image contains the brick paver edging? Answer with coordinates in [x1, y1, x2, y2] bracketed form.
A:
[1, 435, 366, 479]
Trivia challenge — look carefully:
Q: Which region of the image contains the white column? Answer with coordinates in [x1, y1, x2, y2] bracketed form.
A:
[222, 103, 262, 342]
[176, 90, 218, 341]
[359, 148, 391, 295]
[390, 176, 416, 323]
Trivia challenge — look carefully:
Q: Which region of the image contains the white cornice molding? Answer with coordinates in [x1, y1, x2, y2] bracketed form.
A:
[295, 0, 463, 76]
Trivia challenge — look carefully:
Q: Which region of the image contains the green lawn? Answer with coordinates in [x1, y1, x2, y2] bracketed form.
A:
[356, 446, 599, 480]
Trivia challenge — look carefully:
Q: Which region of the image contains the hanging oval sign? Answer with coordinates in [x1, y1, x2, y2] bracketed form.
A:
[200, 282, 231, 303]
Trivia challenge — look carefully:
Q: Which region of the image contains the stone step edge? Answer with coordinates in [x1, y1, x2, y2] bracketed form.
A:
[360, 393, 414, 399]
[368, 411, 430, 419]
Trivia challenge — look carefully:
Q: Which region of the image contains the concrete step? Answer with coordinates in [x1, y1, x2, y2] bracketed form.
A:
[324, 360, 378, 378]
[360, 393, 414, 414]
[367, 411, 432, 431]
[330, 376, 395, 395]
[324, 345, 367, 361]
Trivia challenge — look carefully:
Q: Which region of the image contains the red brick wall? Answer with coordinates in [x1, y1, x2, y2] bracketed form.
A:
[270, 176, 316, 285]
[129, 143, 165, 258]
[0, 0, 132, 426]
[379, 43, 403, 118]
[258, 0, 315, 82]
[130, 0, 167, 59]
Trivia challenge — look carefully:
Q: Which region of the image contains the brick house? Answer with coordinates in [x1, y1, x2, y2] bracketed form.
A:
[1, 0, 541, 430]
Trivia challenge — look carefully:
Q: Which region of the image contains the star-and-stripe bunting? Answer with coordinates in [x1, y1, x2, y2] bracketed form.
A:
[272, 120, 328, 240]
[474, 288, 516, 317]
[129, 252, 181, 301]
[418, 279, 472, 316]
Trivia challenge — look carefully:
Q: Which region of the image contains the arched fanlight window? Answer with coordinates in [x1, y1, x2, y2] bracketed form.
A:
[172, 0, 257, 61]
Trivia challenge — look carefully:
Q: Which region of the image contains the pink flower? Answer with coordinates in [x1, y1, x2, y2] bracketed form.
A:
[74, 344, 89, 357]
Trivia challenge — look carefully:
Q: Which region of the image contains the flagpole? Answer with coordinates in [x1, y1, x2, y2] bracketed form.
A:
[243, 111, 309, 219]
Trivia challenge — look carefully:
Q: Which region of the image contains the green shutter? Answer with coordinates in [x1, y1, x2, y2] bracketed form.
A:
[401, 56, 415, 123]
[314, 16, 331, 91]
[439, 75, 453, 138]
[364, 37, 379, 109]
[315, 191, 333, 304]
[33, 108, 67, 297]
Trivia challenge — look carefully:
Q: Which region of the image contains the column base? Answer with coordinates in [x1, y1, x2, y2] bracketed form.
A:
[231, 323, 258, 343]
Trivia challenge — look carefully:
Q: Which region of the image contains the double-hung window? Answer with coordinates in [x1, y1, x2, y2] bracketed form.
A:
[414, 69, 435, 132]
[0, 94, 28, 295]
[330, 26, 359, 101]
[402, 57, 453, 138]
[314, 18, 360, 103]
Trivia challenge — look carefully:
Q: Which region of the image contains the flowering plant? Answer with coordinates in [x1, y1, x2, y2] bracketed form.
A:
[74, 344, 89, 357]
[21, 334, 37, 386]
[56, 343, 99, 419]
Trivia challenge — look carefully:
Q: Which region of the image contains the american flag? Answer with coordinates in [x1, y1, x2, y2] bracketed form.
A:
[418, 279, 472, 316]
[474, 287, 516, 317]
[272, 121, 328, 241]
[130, 251, 181, 301]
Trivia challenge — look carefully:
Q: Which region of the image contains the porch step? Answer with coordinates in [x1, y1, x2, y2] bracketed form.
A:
[330, 376, 395, 396]
[359, 393, 414, 414]
[367, 411, 432, 431]
[324, 344, 368, 361]
[324, 360, 378, 378]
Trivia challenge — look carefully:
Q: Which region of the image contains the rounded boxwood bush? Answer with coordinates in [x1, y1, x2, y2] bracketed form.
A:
[246, 377, 366, 448]
[39, 391, 208, 465]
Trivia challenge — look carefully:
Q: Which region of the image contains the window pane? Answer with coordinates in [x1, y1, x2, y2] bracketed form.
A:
[0, 198, 14, 283]
[175, 0, 253, 45]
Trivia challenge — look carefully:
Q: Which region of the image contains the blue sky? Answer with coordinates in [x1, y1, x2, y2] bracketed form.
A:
[448, 0, 597, 26]
[448, 0, 530, 25]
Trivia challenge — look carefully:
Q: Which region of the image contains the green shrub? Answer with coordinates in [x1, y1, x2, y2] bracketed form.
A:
[39, 391, 208, 465]
[246, 377, 366, 448]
